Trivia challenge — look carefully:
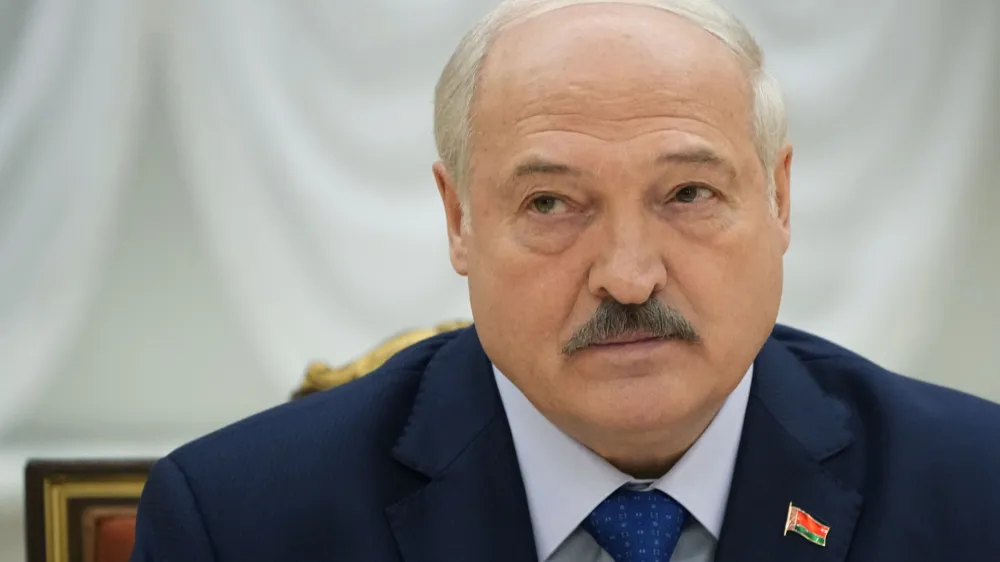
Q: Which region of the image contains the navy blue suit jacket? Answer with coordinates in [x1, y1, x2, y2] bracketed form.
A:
[131, 325, 1000, 561]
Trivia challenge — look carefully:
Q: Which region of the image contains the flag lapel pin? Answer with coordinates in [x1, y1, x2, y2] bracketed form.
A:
[784, 503, 830, 547]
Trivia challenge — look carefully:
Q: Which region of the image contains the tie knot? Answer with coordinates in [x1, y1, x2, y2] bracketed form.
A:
[581, 488, 687, 562]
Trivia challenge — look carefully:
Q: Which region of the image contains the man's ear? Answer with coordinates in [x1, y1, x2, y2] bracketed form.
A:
[772, 143, 793, 251]
[433, 161, 469, 276]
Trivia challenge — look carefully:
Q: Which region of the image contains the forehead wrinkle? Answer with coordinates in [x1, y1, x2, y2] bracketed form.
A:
[511, 110, 744, 145]
[469, 3, 759, 191]
[485, 64, 753, 145]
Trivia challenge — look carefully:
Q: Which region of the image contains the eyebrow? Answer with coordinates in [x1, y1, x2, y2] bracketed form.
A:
[505, 147, 737, 184]
[510, 158, 583, 179]
[656, 148, 737, 179]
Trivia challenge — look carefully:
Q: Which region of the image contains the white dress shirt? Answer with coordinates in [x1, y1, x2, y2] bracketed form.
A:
[494, 366, 753, 562]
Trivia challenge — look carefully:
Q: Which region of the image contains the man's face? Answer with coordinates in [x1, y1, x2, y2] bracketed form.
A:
[435, 4, 792, 460]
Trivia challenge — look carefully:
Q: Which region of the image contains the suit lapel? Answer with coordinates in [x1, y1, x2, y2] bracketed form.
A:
[386, 327, 537, 562]
[714, 335, 863, 562]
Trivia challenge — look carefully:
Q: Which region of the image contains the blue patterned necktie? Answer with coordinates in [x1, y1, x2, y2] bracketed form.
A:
[581, 487, 688, 562]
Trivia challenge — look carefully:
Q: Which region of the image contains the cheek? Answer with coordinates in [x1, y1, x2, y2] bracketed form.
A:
[668, 220, 781, 325]
[466, 242, 585, 389]
[465, 217, 583, 339]
[512, 220, 581, 256]
[462, 183, 591, 379]
[512, 218, 587, 255]
[469, 199, 586, 302]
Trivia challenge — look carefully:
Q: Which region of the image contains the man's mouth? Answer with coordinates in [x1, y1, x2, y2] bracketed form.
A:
[595, 332, 666, 346]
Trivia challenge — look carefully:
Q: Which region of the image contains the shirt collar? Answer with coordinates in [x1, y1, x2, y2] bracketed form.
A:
[495, 365, 752, 561]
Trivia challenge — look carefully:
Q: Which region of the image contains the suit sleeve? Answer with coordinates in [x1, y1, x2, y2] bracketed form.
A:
[130, 456, 217, 562]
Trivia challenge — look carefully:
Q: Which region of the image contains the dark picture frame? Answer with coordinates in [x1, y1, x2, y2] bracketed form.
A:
[24, 460, 155, 562]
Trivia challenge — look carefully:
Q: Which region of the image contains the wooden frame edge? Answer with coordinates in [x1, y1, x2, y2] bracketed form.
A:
[24, 459, 157, 562]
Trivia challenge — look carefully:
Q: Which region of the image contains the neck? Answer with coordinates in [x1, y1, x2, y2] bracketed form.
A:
[606, 454, 683, 480]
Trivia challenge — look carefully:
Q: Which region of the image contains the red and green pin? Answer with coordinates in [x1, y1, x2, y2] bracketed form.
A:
[784, 503, 830, 547]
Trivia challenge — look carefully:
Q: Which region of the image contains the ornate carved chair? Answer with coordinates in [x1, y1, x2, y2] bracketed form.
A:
[23, 321, 471, 562]
[291, 320, 470, 399]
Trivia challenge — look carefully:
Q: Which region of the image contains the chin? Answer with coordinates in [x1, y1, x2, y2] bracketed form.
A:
[574, 373, 708, 432]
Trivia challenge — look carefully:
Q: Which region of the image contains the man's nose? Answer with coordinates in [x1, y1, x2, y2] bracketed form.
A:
[587, 214, 667, 305]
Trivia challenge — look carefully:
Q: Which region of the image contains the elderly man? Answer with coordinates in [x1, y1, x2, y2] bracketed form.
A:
[131, 0, 1000, 561]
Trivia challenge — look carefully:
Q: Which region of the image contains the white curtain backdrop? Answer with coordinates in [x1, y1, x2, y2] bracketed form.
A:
[0, 0, 997, 556]
[0, 0, 146, 432]
[164, 0, 479, 383]
[735, 0, 1000, 387]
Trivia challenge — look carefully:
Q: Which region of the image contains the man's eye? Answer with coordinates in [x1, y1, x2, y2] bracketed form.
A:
[673, 184, 712, 204]
[529, 195, 565, 215]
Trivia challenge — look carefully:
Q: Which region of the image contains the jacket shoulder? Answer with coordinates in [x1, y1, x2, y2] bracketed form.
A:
[773, 324, 1000, 504]
[166, 328, 463, 491]
[140, 329, 466, 557]
[772, 324, 1000, 426]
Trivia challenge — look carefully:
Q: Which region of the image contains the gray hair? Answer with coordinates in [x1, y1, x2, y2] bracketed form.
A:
[433, 0, 787, 209]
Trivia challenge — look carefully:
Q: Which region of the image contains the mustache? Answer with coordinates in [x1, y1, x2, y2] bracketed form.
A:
[562, 299, 700, 355]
